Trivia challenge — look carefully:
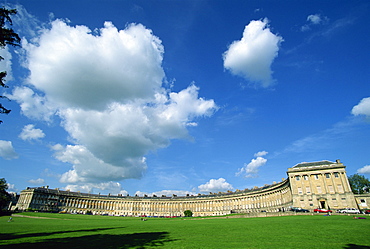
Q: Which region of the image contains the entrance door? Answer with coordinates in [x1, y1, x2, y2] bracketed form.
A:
[320, 201, 326, 209]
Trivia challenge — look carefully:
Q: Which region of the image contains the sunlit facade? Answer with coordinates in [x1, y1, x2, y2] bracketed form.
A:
[15, 160, 367, 216]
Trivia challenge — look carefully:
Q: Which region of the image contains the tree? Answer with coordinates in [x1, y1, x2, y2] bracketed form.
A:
[184, 210, 193, 217]
[348, 174, 370, 194]
[0, 178, 11, 210]
[0, 7, 21, 124]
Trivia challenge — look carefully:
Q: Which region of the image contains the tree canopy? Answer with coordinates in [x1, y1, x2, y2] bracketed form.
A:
[184, 210, 193, 217]
[0, 7, 21, 123]
[0, 178, 11, 210]
[348, 174, 370, 194]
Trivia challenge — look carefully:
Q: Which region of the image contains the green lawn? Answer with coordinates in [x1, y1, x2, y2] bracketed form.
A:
[0, 213, 369, 248]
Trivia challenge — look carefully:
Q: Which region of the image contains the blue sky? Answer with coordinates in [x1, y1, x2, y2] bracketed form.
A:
[1, 0, 369, 196]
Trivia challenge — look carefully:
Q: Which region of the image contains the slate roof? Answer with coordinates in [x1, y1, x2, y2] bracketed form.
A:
[292, 160, 335, 168]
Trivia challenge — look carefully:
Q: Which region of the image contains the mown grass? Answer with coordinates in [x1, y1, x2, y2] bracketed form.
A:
[0, 213, 369, 248]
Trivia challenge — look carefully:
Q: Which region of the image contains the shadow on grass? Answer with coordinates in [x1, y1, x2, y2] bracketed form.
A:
[0, 231, 174, 248]
[0, 227, 125, 241]
[344, 245, 370, 249]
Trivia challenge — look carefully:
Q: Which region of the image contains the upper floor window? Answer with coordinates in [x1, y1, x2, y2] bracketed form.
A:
[303, 175, 308, 180]
[314, 175, 319, 180]
[337, 184, 343, 193]
[334, 172, 339, 178]
[298, 187, 303, 195]
[317, 186, 322, 193]
[306, 186, 311, 194]
[296, 176, 300, 181]
[328, 185, 334, 193]
[325, 173, 330, 178]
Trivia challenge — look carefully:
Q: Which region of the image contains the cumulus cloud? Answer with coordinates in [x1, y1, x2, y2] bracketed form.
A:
[28, 178, 45, 185]
[0, 140, 18, 160]
[198, 178, 233, 193]
[11, 19, 217, 191]
[8, 19, 218, 193]
[223, 18, 283, 88]
[24, 20, 165, 110]
[8, 87, 55, 122]
[19, 124, 45, 141]
[65, 181, 128, 195]
[236, 151, 268, 178]
[352, 97, 370, 117]
[357, 165, 370, 174]
[52, 144, 147, 183]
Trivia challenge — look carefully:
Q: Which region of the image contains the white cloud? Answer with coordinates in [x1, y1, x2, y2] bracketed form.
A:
[58, 84, 216, 170]
[0, 47, 13, 81]
[6, 183, 18, 193]
[254, 151, 268, 157]
[0, 140, 18, 160]
[357, 165, 370, 174]
[301, 14, 329, 32]
[52, 144, 146, 183]
[198, 178, 233, 193]
[236, 151, 268, 178]
[19, 124, 45, 141]
[223, 18, 283, 88]
[307, 14, 323, 25]
[24, 20, 165, 110]
[352, 97, 370, 117]
[135, 190, 195, 197]
[8, 87, 55, 122]
[28, 178, 45, 185]
[11, 3, 44, 39]
[65, 181, 128, 195]
[11, 19, 217, 188]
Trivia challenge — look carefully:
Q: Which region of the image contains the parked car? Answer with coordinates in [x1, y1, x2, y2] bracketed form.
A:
[314, 208, 332, 213]
[363, 210, 370, 214]
[337, 208, 361, 214]
[291, 207, 309, 212]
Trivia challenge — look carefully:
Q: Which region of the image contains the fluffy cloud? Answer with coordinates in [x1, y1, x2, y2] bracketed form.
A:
[11, 19, 217, 190]
[6, 183, 18, 193]
[357, 165, 370, 174]
[254, 151, 268, 157]
[8, 87, 54, 122]
[65, 181, 128, 195]
[352, 97, 370, 117]
[223, 18, 283, 88]
[236, 151, 268, 178]
[19, 124, 45, 141]
[59, 84, 216, 168]
[24, 20, 165, 110]
[0, 140, 18, 160]
[198, 178, 233, 193]
[28, 178, 45, 185]
[52, 144, 147, 183]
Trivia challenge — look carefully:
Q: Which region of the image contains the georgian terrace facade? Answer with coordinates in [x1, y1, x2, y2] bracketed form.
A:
[15, 160, 365, 216]
[15, 180, 292, 216]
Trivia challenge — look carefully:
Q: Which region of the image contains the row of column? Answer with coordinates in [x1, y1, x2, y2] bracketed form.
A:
[58, 184, 292, 216]
[295, 171, 350, 195]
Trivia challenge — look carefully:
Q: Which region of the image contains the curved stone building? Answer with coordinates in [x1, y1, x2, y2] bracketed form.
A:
[14, 160, 368, 216]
